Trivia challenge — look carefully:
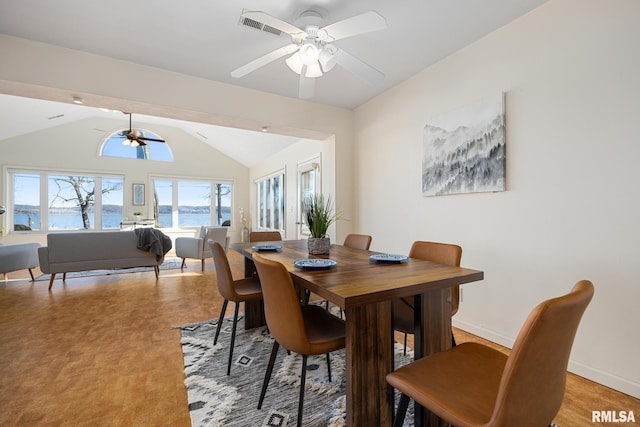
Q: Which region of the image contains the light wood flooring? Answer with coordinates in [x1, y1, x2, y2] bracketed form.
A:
[0, 250, 637, 426]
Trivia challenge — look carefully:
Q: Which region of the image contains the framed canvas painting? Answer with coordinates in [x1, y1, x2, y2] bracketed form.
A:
[132, 183, 145, 206]
[422, 93, 506, 196]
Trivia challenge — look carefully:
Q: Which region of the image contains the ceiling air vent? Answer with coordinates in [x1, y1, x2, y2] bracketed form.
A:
[240, 16, 282, 36]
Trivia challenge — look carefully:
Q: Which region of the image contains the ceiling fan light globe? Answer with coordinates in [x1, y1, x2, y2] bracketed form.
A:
[285, 52, 303, 75]
[131, 140, 140, 147]
[305, 62, 323, 78]
[299, 42, 319, 65]
[319, 48, 337, 72]
[121, 139, 130, 146]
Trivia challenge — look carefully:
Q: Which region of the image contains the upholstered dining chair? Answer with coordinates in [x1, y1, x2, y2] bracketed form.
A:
[175, 226, 229, 271]
[252, 253, 345, 427]
[393, 240, 462, 355]
[323, 233, 373, 315]
[386, 280, 594, 427]
[249, 231, 282, 242]
[343, 233, 372, 251]
[208, 240, 263, 375]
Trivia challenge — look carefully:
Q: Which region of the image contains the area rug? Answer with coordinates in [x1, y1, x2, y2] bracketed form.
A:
[179, 310, 416, 427]
[35, 257, 182, 281]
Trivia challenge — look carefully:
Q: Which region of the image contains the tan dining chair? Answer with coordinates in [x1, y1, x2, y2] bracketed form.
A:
[209, 240, 263, 375]
[252, 253, 345, 427]
[387, 280, 594, 427]
[393, 240, 462, 355]
[343, 233, 372, 251]
[323, 233, 373, 315]
[249, 231, 282, 242]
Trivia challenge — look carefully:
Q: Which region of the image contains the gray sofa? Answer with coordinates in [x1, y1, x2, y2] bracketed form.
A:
[0, 242, 41, 281]
[38, 231, 164, 289]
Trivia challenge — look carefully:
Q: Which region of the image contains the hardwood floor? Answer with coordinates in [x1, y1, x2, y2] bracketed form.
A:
[1, 250, 637, 426]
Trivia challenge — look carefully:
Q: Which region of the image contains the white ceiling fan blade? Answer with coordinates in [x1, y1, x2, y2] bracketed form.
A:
[321, 11, 387, 42]
[231, 44, 299, 78]
[335, 49, 385, 84]
[299, 70, 315, 99]
[241, 11, 304, 36]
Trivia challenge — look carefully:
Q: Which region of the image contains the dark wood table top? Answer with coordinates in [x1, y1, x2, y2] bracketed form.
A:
[232, 239, 484, 309]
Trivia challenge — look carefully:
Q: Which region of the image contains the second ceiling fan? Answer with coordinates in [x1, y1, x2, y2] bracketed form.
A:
[231, 9, 387, 99]
[118, 113, 166, 147]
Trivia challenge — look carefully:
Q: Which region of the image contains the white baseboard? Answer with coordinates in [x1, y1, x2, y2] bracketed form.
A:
[453, 319, 640, 399]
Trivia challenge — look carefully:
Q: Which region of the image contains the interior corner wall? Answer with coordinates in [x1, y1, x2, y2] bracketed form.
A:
[352, 0, 640, 397]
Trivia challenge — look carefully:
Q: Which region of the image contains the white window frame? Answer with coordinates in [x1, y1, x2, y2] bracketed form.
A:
[5, 167, 125, 233]
[254, 169, 285, 234]
[151, 176, 235, 230]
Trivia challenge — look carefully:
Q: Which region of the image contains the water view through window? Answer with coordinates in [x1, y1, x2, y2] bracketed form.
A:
[9, 170, 232, 232]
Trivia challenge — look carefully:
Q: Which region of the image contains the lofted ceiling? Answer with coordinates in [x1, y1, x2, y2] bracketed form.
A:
[0, 93, 302, 168]
[0, 0, 548, 164]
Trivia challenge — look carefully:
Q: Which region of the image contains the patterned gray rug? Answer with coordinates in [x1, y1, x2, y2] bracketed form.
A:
[179, 311, 415, 427]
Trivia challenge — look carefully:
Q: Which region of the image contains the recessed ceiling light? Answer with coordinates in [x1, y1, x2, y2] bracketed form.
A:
[261, 126, 269, 132]
[72, 96, 84, 105]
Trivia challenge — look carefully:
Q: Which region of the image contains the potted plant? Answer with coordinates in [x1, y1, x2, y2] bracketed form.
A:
[132, 211, 143, 221]
[302, 193, 340, 255]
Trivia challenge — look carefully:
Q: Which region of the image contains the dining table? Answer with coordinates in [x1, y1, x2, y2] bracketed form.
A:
[231, 239, 484, 427]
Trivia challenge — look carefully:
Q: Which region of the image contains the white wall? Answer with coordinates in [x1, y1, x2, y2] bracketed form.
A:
[353, 0, 640, 397]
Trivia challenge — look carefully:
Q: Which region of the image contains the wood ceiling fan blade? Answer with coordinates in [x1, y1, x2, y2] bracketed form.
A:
[321, 11, 387, 42]
[231, 44, 299, 78]
[334, 48, 385, 84]
[299, 71, 315, 99]
[139, 136, 166, 143]
[241, 11, 304, 36]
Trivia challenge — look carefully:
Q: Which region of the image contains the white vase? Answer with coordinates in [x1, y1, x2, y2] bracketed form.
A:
[308, 237, 331, 255]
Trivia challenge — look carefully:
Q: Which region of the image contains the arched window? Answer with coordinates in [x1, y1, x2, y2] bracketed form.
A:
[100, 129, 173, 161]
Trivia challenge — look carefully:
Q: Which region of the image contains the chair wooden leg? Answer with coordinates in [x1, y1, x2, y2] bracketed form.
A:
[201, 259, 205, 272]
[258, 341, 280, 409]
[393, 393, 410, 427]
[180, 258, 186, 269]
[326, 353, 332, 382]
[297, 354, 308, 427]
[227, 302, 240, 375]
[403, 333, 408, 356]
[154, 265, 159, 279]
[28, 268, 35, 281]
[214, 299, 229, 345]
[48, 273, 56, 290]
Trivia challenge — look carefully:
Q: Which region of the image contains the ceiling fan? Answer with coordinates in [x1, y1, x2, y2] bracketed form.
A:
[231, 9, 387, 99]
[117, 113, 166, 147]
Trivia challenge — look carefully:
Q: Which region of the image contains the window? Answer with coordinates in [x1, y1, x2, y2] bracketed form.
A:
[178, 181, 211, 227]
[101, 129, 173, 161]
[8, 169, 124, 232]
[152, 177, 233, 229]
[297, 158, 320, 239]
[13, 173, 40, 231]
[255, 170, 285, 232]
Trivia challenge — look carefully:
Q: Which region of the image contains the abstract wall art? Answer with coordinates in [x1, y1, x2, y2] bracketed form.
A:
[422, 93, 506, 196]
